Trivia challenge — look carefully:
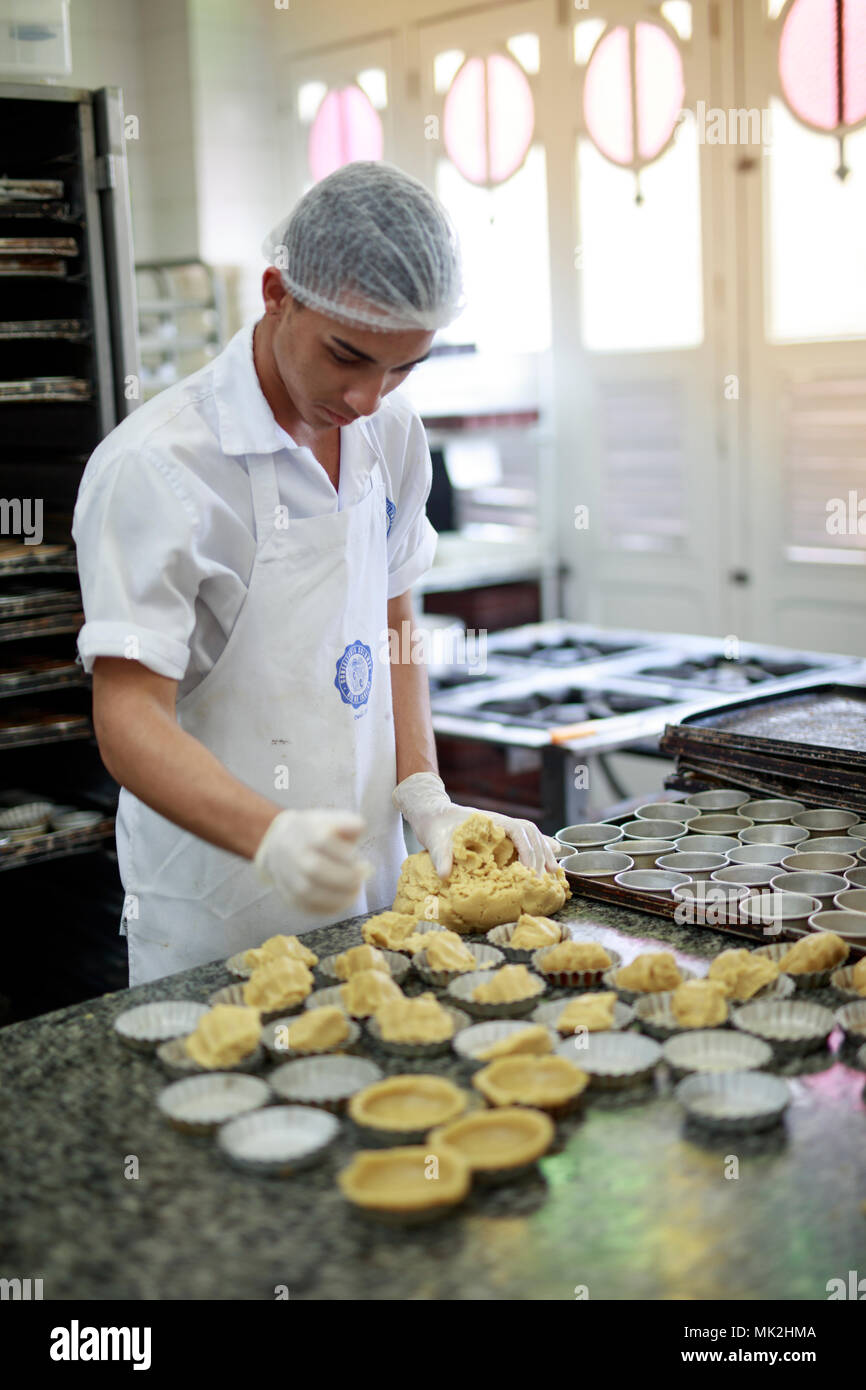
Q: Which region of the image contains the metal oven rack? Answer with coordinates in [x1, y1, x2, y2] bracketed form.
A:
[0, 85, 139, 1012]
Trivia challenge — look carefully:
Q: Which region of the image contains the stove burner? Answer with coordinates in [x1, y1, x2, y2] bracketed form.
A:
[636, 655, 815, 689]
[428, 669, 496, 694]
[499, 638, 640, 665]
[477, 687, 672, 727]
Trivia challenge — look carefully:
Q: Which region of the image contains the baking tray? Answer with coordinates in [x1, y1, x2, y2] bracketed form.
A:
[0, 178, 65, 202]
[0, 320, 88, 342]
[0, 378, 91, 402]
[669, 752, 866, 812]
[0, 237, 78, 257]
[0, 612, 84, 643]
[659, 685, 866, 768]
[0, 817, 115, 872]
[564, 799, 864, 956]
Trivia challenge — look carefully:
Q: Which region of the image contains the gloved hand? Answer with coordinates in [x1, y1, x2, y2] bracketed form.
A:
[393, 771, 560, 880]
[254, 809, 372, 915]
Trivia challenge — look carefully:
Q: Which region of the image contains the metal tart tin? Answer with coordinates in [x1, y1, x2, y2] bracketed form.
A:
[656, 850, 727, 881]
[155, 1036, 266, 1078]
[337, 1146, 470, 1224]
[735, 891, 821, 936]
[739, 824, 808, 847]
[675, 1070, 790, 1132]
[348, 1075, 470, 1146]
[633, 989, 727, 1039]
[847, 823, 866, 841]
[731, 999, 836, 1056]
[531, 944, 622, 989]
[828, 967, 866, 1000]
[447, 967, 547, 1018]
[209, 982, 307, 1021]
[829, 966, 866, 1002]
[834, 1000, 866, 1043]
[621, 818, 687, 841]
[365, 1004, 471, 1058]
[686, 789, 750, 811]
[752, 940, 844, 990]
[0, 800, 54, 830]
[857, 1042, 866, 1071]
[114, 1000, 208, 1052]
[268, 1055, 383, 1112]
[860, 846, 866, 864]
[602, 963, 696, 1004]
[835, 888, 866, 912]
[453, 1019, 558, 1070]
[388, 923, 449, 954]
[807, 908, 866, 944]
[317, 948, 411, 986]
[554, 1031, 661, 1089]
[811, 837, 866, 856]
[613, 868, 690, 895]
[218, 1104, 340, 1175]
[532, 996, 635, 1035]
[793, 808, 859, 836]
[555, 822, 624, 850]
[486, 919, 563, 962]
[711, 864, 777, 890]
[739, 799, 805, 823]
[428, 1106, 555, 1185]
[688, 814, 755, 836]
[225, 948, 317, 979]
[157, 1073, 271, 1134]
[598, 838, 673, 868]
[844, 868, 866, 889]
[414, 941, 504, 987]
[780, 851, 858, 875]
[726, 843, 791, 868]
[559, 849, 634, 879]
[675, 833, 741, 855]
[672, 881, 749, 928]
[304, 986, 351, 1013]
[662, 1029, 772, 1077]
[262, 1014, 361, 1060]
[634, 802, 702, 824]
[769, 871, 849, 902]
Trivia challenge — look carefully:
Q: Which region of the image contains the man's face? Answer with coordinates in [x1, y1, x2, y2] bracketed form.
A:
[264, 270, 435, 432]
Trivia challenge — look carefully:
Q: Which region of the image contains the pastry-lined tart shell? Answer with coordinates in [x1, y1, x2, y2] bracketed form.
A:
[338, 1145, 470, 1217]
[429, 1106, 554, 1173]
[348, 1074, 468, 1133]
[472, 1055, 589, 1111]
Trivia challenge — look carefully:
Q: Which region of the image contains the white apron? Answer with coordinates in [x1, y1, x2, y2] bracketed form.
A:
[117, 446, 407, 985]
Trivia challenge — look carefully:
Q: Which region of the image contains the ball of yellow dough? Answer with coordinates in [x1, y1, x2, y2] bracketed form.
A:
[392, 813, 570, 930]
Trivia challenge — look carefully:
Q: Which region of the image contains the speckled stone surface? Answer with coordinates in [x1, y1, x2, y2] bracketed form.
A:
[2, 894, 865, 1301]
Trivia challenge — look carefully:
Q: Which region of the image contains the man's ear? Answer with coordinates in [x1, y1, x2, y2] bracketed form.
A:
[262, 266, 290, 314]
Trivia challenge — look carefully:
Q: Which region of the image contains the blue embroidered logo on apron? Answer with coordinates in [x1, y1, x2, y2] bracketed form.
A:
[334, 640, 373, 708]
[385, 497, 396, 537]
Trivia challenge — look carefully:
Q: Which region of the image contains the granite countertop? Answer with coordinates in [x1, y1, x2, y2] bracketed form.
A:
[2, 896, 865, 1301]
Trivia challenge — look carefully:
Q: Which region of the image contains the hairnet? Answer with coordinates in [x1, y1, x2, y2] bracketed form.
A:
[261, 161, 464, 333]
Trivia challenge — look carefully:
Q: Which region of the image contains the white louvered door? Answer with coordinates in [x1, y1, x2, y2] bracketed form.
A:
[551, 0, 731, 639]
[739, 0, 866, 655]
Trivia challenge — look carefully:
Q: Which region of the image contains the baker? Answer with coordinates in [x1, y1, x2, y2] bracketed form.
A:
[73, 161, 559, 986]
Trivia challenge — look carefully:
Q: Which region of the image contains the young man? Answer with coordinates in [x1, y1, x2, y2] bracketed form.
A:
[73, 161, 558, 986]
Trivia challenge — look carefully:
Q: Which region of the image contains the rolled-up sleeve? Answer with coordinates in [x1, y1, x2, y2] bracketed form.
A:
[386, 409, 439, 599]
[72, 447, 202, 680]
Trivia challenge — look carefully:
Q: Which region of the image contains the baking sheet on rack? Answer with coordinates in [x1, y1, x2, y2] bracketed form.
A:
[670, 751, 866, 809]
[660, 685, 866, 766]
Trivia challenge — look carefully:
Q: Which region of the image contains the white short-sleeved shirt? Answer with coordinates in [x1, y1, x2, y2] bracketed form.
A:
[72, 321, 438, 699]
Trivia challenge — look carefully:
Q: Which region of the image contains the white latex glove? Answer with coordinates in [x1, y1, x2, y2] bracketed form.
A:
[254, 809, 372, 916]
[393, 771, 560, 880]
